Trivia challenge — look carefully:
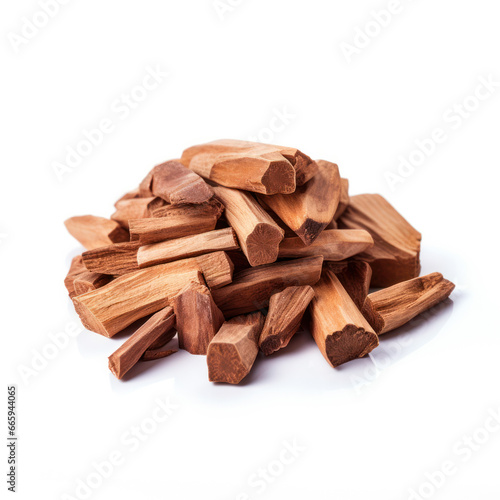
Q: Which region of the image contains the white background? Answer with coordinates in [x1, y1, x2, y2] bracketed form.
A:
[1, 1, 500, 499]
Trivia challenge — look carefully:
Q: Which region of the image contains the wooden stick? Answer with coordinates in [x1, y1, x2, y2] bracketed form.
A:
[129, 213, 218, 245]
[108, 306, 176, 379]
[212, 256, 323, 317]
[73, 266, 204, 337]
[82, 242, 140, 276]
[213, 185, 284, 267]
[150, 160, 214, 204]
[64, 215, 129, 250]
[138, 228, 240, 268]
[114, 188, 141, 206]
[147, 327, 177, 350]
[338, 194, 422, 287]
[278, 229, 373, 261]
[259, 286, 315, 355]
[173, 282, 225, 355]
[64, 255, 87, 299]
[73, 272, 113, 296]
[181, 139, 297, 194]
[258, 159, 341, 245]
[207, 312, 265, 384]
[363, 272, 455, 334]
[310, 267, 379, 368]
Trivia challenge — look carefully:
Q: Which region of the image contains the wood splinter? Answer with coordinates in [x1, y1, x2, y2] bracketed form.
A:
[259, 286, 315, 355]
[363, 272, 455, 334]
[207, 312, 265, 384]
[310, 267, 379, 368]
[108, 306, 176, 379]
[73, 272, 113, 296]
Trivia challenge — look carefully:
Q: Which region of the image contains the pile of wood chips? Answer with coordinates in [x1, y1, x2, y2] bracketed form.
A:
[64, 139, 455, 384]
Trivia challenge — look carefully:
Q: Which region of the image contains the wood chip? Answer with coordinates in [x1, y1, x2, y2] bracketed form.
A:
[278, 229, 373, 261]
[338, 194, 422, 287]
[207, 312, 265, 384]
[333, 178, 349, 221]
[327, 261, 372, 311]
[181, 139, 297, 194]
[108, 306, 176, 379]
[138, 228, 240, 268]
[64, 215, 129, 250]
[310, 267, 379, 367]
[363, 272, 455, 334]
[82, 242, 140, 276]
[151, 160, 214, 204]
[173, 282, 225, 355]
[258, 159, 341, 245]
[259, 286, 315, 355]
[74, 266, 204, 337]
[212, 256, 323, 317]
[73, 272, 113, 296]
[213, 185, 284, 266]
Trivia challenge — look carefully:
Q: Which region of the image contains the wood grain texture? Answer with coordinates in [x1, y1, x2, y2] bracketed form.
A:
[258, 159, 341, 245]
[82, 242, 140, 276]
[327, 261, 372, 311]
[363, 272, 455, 334]
[64, 255, 87, 299]
[73, 272, 113, 296]
[138, 228, 240, 268]
[212, 256, 323, 317]
[108, 306, 176, 379]
[310, 267, 379, 368]
[194, 251, 234, 289]
[73, 266, 204, 337]
[181, 139, 297, 194]
[111, 197, 162, 229]
[259, 286, 315, 355]
[173, 282, 225, 355]
[207, 312, 265, 384]
[213, 185, 284, 267]
[332, 178, 349, 221]
[151, 160, 214, 204]
[150, 198, 224, 219]
[64, 215, 129, 250]
[129, 213, 218, 245]
[338, 194, 422, 287]
[278, 229, 373, 261]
